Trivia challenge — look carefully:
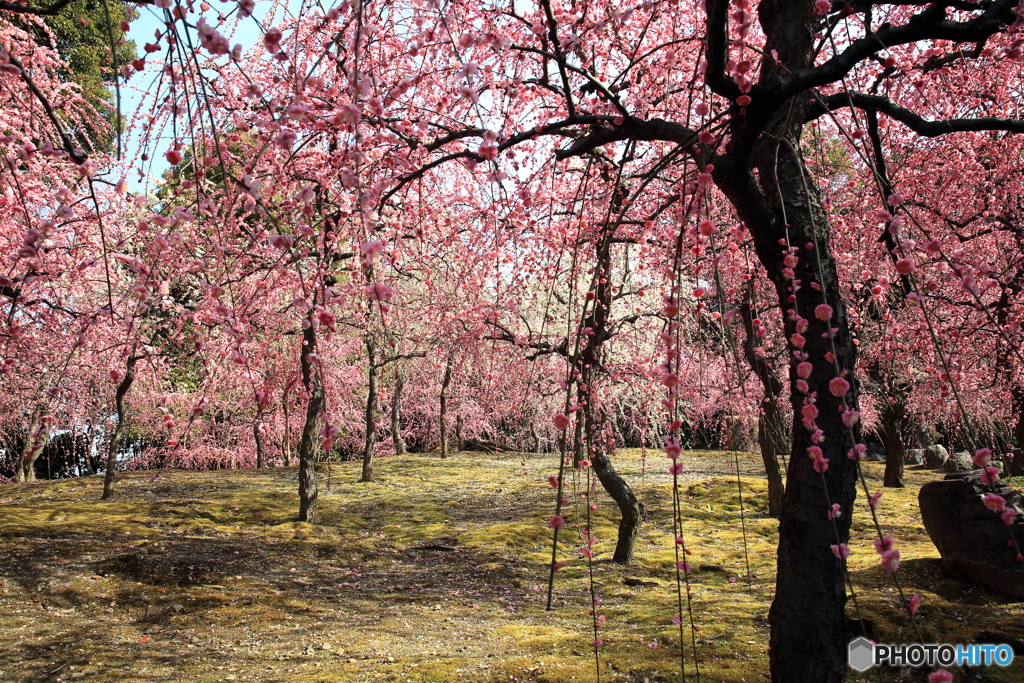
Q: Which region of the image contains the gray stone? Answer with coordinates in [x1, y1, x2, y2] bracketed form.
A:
[943, 451, 974, 473]
[866, 443, 887, 462]
[924, 444, 949, 469]
[906, 449, 925, 465]
[919, 470, 1024, 599]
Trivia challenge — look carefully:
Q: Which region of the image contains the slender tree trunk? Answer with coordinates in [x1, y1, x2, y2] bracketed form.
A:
[580, 228, 643, 564]
[739, 296, 786, 518]
[297, 324, 323, 521]
[282, 387, 292, 467]
[17, 406, 43, 483]
[879, 399, 906, 488]
[454, 413, 463, 453]
[360, 334, 379, 482]
[439, 355, 452, 459]
[254, 421, 266, 469]
[84, 423, 97, 476]
[391, 369, 407, 455]
[102, 356, 138, 500]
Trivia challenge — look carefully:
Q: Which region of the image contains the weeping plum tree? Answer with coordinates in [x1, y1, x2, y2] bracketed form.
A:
[3, 0, 1024, 681]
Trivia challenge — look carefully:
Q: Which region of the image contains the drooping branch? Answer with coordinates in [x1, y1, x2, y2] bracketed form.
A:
[704, 0, 742, 100]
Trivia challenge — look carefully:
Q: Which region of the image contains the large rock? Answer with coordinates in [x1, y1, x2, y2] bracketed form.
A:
[906, 449, 925, 466]
[943, 451, 974, 473]
[924, 444, 949, 469]
[919, 470, 1024, 599]
[866, 442, 887, 462]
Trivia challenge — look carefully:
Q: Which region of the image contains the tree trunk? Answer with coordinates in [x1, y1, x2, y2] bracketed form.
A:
[360, 334, 379, 482]
[1013, 385, 1024, 451]
[391, 369, 407, 455]
[879, 399, 906, 488]
[739, 294, 786, 518]
[282, 387, 292, 467]
[455, 413, 464, 453]
[254, 421, 266, 469]
[712, 6, 862, 674]
[579, 225, 643, 564]
[439, 355, 452, 459]
[102, 356, 138, 500]
[297, 324, 323, 521]
[17, 406, 43, 483]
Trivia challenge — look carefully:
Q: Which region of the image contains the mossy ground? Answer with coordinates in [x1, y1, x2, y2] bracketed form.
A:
[0, 451, 1021, 683]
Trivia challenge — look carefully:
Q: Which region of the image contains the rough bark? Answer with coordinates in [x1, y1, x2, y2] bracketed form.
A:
[297, 324, 323, 521]
[739, 296, 787, 518]
[360, 334, 379, 482]
[439, 355, 452, 459]
[391, 369, 407, 455]
[102, 356, 137, 500]
[16, 405, 43, 483]
[1015, 386, 1024, 451]
[709, 4, 861, 678]
[879, 399, 906, 488]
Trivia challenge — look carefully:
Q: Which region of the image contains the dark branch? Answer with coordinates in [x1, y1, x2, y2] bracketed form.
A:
[806, 91, 1024, 137]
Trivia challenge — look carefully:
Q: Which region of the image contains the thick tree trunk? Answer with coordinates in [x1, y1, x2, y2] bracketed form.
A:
[439, 355, 452, 459]
[102, 356, 138, 500]
[740, 296, 786, 518]
[879, 399, 906, 488]
[360, 335, 379, 482]
[591, 445, 643, 563]
[16, 406, 43, 483]
[254, 421, 266, 469]
[713, 5, 862, 672]
[297, 324, 323, 521]
[391, 369, 407, 455]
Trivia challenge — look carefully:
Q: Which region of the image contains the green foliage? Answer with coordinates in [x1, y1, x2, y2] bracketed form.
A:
[16, 0, 138, 150]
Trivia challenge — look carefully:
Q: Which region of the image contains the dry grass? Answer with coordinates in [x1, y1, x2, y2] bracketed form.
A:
[0, 450, 1020, 683]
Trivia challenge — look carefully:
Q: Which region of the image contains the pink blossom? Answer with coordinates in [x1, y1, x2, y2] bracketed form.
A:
[553, 413, 570, 430]
[908, 593, 921, 615]
[928, 670, 953, 683]
[264, 28, 283, 54]
[813, 456, 829, 473]
[547, 475, 560, 489]
[974, 448, 993, 467]
[870, 491, 883, 511]
[814, 304, 833, 321]
[842, 409, 861, 427]
[801, 404, 819, 421]
[874, 535, 894, 553]
[790, 333, 806, 349]
[549, 515, 565, 530]
[881, 548, 901, 572]
[552, 560, 566, 571]
[796, 379, 809, 394]
[669, 462, 684, 475]
[828, 503, 841, 520]
[664, 437, 681, 459]
[814, 0, 831, 14]
[980, 466, 1001, 484]
[983, 493, 1007, 512]
[165, 149, 182, 165]
[829, 377, 850, 397]
[895, 258, 916, 275]
[364, 282, 394, 302]
[1002, 509, 1018, 526]
[797, 362, 813, 378]
[830, 543, 850, 560]
[677, 560, 691, 573]
[808, 445, 822, 460]
[698, 219, 716, 236]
